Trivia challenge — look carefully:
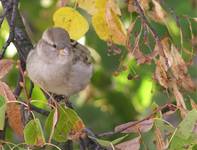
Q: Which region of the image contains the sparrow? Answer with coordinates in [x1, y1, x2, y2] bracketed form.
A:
[26, 27, 93, 97]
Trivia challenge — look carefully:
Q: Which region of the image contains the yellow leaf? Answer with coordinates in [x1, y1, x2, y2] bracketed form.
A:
[96, 0, 121, 15]
[78, 0, 97, 15]
[92, 8, 126, 45]
[105, 6, 127, 45]
[53, 7, 89, 40]
[92, 10, 111, 41]
[95, 0, 107, 11]
[78, 0, 121, 16]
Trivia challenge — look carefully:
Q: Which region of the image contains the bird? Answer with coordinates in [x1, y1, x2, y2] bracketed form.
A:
[26, 27, 93, 97]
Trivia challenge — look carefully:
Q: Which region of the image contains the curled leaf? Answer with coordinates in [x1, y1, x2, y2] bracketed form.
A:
[155, 59, 169, 89]
[0, 81, 24, 137]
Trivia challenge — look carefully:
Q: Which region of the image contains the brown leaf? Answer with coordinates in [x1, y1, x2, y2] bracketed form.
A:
[105, 1, 127, 45]
[171, 45, 196, 91]
[148, 0, 167, 23]
[115, 136, 141, 150]
[155, 59, 169, 88]
[161, 38, 173, 70]
[115, 119, 153, 133]
[128, 0, 150, 13]
[155, 126, 166, 150]
[190, 99, 197, 110]
[108, 0, 121, 16]
[0, 81, 24, 138]
[171, 45, 187, 78]
[172, 82, 186, 110]
[68, 119, 86, 140]
[0, 59, 13, 79]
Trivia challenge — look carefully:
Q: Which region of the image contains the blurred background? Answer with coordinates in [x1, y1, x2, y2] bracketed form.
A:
[0, 0, 197, 137]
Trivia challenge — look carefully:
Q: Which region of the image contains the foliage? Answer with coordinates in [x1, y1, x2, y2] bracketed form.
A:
[0, 0, 197, 149]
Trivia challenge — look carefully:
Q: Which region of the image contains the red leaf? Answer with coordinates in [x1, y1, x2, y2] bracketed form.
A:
[0, 81, 24, 138]
[0, 59, 13, 79]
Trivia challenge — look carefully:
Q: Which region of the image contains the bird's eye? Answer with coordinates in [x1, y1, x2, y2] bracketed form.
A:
[52, 44, 57, 48]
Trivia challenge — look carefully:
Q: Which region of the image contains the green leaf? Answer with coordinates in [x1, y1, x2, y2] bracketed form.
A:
[112, 134, 129, 145]
[24, 119, 45, 146]
[45, 109, 55, 139]
[170, 109, 197, 150]
[0, 95, 6, 130]
[177, 109, 197, 139]
[89, 136, 113, 147]
[51, 105, 83, 142]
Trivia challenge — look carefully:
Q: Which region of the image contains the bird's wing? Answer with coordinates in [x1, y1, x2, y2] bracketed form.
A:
[71, 42, 92, 65]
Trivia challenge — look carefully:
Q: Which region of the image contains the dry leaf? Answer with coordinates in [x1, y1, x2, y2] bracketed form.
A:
[115, 136, 141, 150]
[115, 119, 153, 133]
[171, 45, 187, 78]
[0, 59, 13, 79]
[155, 59, 169, 88]
[128, 0, 150, 13]
[107, 0, 121, 15]
[190, 99, 197, 110]
[0, 81, 24, 137]
[155, 126, 166, 150]
[105, 2, 127, 45]
[161, 38, 173, 70]
[68, 120, 86, 140]
[148, 0, 167, 23]
[171, 45, 196, 91]
[172, 82, 186, 110]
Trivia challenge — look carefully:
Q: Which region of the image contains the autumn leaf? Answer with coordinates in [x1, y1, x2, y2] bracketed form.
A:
[45, 105, 85, 142]
[154, 125, 166, 150]
[172, 81, 187, 111]
[0, 59, 13, 79]
[92, 10, 111, 41]
[24, 119, 45, 146]
[170, 45, 196, 91]
[78, 0, 98, 15]
[0, 81, 24, 137]
[155, 58, 169, 89]
[127, 0, 150, 13]
[115, 136, 141, 150]
[148, 0, 167, 23]
[115, 119, 153, 133]
[105, 3, 127, 45]
[53, 7, 89, 40]
[106, 0, 121, 15]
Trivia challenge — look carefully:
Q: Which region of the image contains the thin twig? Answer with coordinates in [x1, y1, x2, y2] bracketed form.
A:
[14, 71, 23, 98]
[79, 138, 86, 150]
[0, 0, 19, 59]
[98, 103, 176, 137]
